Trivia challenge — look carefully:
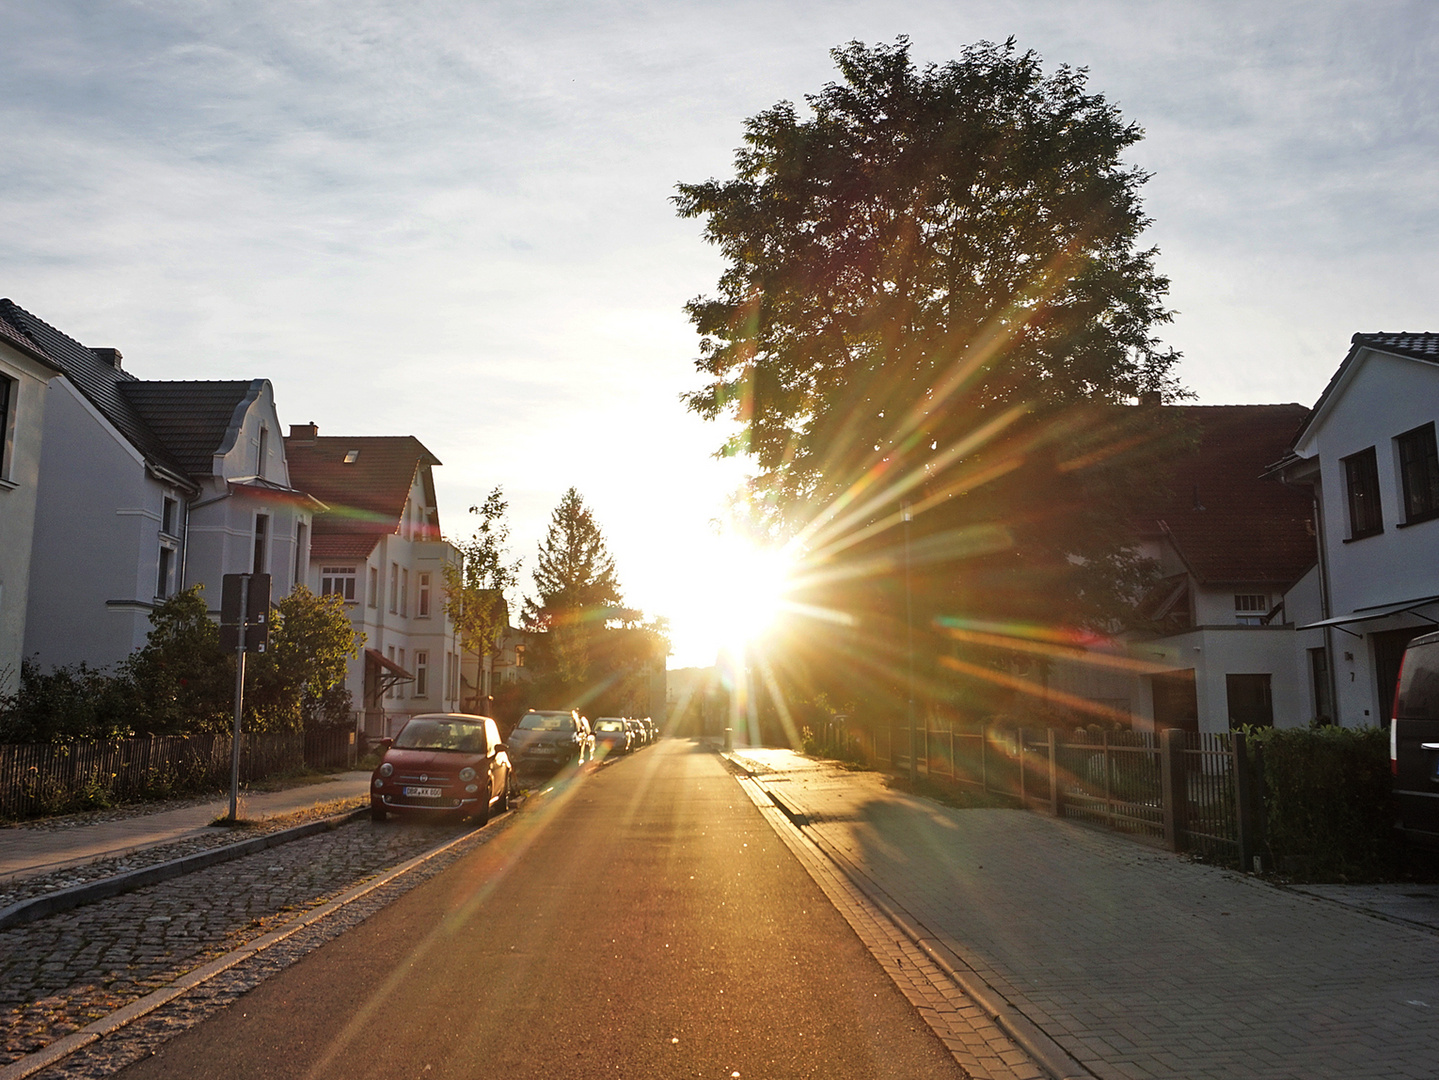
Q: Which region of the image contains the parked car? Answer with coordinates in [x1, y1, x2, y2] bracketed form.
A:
[370, 713, 513, 824]
[625, 718, 647, 749]
[593, 717, 632, 757]
[1392, 630, 1439, 850]
[506, 710, 595, 773]
[642, 717, 658, 743]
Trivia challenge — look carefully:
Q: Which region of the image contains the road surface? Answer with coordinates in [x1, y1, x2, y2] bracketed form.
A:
[117, 739, 967, 1079]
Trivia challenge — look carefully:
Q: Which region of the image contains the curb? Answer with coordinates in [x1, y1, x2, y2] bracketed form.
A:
[732, 757, 1096, 1080]
[0, 806, 370, 931]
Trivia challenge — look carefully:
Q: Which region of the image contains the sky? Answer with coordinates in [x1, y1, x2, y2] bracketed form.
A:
[3, 0, 1437, 668]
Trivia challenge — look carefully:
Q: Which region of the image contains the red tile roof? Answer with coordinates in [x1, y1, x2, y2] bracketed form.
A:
[285, 434, 442, 554]
[1135, 405, 1315, 586]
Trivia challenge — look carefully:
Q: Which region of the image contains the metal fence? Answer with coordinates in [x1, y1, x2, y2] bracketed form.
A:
[847, 719, 1257, 867]
[303, 728, 357, 771]
[0, 732, 309, 819]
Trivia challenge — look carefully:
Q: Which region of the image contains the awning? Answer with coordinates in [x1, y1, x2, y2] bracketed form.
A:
[365, 648, 414, 681]
[1300, 595, 1439, 632]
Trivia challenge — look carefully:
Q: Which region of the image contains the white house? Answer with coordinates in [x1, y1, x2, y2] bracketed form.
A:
[1272, 333, 1439, 729]
[284, 425, 462, 738]
[0, 300, 320, 671]
[0, 314, 62, 683]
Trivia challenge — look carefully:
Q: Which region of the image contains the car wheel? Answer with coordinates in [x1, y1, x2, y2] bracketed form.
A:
[498, 771, 511, 812]
[474, 778, 491, 826]
[370, 801, 386, 823]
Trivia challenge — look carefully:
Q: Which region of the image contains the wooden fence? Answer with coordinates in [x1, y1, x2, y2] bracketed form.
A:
[0, 732, 311, 819]
[820, 718, 1258, 868]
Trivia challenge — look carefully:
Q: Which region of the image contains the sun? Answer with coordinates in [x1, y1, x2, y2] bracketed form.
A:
[659, 533, 798, 667]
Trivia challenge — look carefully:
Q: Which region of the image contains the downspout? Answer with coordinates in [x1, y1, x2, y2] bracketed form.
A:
[1310, 486, 1340, 726]
[179, 493, 192, 590]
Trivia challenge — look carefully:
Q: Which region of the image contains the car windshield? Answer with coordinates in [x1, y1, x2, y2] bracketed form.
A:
[517, 713, 572, 731]
[394, 718, 485, 751]
[595, 721, 625, 732]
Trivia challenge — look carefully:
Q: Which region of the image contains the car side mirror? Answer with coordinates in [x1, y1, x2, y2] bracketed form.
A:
[377, 738, 393, 750]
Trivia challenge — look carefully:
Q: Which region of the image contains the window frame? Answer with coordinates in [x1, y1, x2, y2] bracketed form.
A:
[252, 513, 270, 574]
[1397, 422, 1439, 526]
[1342, 446, 1383, 540]
[0, 373, 13, 482]
[414, 650, 428, 698]
[418, 572, 431, 617]
[321, 565, 357, 602]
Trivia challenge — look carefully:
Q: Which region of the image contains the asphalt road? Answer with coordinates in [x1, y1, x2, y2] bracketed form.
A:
[116, 739, 967, 1080]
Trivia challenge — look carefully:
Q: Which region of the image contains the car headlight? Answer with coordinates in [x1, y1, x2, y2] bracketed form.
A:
[459, 767, 477, 781]
[379, 762, 393, 777]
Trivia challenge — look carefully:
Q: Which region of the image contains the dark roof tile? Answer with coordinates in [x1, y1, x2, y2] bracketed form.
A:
[286, 435, 442, 545]
[121, 380, 262, 478]
[1134, 404, 1315, 586]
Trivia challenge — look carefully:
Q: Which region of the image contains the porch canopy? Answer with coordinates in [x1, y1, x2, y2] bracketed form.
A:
[1300, 594, 1439, 634]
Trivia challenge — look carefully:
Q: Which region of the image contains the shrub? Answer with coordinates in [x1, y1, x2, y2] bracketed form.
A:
[1249, 725, 1400, 882]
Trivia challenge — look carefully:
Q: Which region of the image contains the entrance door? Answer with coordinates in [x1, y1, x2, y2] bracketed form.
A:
[1152, 669, 1199, 733]
[1374, 628, 1426, 721]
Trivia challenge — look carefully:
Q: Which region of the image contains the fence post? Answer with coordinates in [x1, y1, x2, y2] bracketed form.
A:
[1018, 727, 1026, 805]
[1231, 732, 1257, 872]
[1048, 728, 1064, 817]
[1160, 728, 1187, 852]
[1102, 731, 1112, 828]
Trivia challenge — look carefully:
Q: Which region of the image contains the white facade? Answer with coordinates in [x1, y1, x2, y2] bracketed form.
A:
[1281, 339, 1439, 728]
[0, 337, 56, 683]
[23, 377, 315, 670]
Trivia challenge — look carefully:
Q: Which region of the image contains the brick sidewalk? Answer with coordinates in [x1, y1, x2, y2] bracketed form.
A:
[733, 749, 1439, 1080]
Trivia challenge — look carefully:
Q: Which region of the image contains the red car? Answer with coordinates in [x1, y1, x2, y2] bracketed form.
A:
[370, 713, 514, 824]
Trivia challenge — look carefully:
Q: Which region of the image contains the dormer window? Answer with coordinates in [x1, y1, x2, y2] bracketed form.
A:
[344, 449, 359, 464]
[1235, 594, 1268, 625]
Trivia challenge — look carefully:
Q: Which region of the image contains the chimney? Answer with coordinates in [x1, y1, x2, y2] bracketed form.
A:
[1137, 390, 1162, 408]
[289, 422, 319, 442]
[92, 348, 123, 369]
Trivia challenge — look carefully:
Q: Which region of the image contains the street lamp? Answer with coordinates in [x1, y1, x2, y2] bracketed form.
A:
[903, 502, 916, 785]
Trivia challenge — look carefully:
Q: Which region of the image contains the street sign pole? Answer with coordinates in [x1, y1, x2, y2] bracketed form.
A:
[229, 573, 249, 824]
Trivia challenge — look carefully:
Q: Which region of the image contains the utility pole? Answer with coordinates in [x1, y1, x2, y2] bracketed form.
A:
[903, 502, 916, 785]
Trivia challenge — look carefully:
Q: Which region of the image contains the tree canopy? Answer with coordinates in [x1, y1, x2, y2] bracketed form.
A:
[676, 37, 1181, 506]
[444, 486, 522, 664]
[523, 488, 625, 688]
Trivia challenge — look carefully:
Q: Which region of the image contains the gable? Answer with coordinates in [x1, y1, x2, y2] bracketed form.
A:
[1292, 334, 1439, 458]
[285, 433, 442, 544]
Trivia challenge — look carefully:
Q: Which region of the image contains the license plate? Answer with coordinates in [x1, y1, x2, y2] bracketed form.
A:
[531, 746, 556, 755]
[403, 786, 442, 798]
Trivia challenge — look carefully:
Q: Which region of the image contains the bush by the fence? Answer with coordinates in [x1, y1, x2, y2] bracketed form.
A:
[1249, 725, 1399, 882]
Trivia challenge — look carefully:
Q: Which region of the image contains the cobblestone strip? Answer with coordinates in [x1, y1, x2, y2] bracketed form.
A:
[0, 812, 509, 1072]
[0, 798, 368, 911]
[734, 774, 1045, 1080]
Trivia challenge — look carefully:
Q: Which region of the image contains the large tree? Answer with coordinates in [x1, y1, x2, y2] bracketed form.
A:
[523, 488, 625, 690]
[676, 38, 1189, 722]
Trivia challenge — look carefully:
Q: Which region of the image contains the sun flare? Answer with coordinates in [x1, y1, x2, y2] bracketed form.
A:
[660, 533, 799, 667]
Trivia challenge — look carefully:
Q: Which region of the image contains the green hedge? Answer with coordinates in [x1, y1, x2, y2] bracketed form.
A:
[1250, 726, 1399, 882]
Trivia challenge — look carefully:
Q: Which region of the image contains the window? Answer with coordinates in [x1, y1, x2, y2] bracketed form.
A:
[156, 546, 173, 599]
[1397, 422, 1439, 524]
[1234, 594, 1268, 626]
[1226, 673, 1274, 729]
[418, 572, 431, 617]
[321, 566, 357, 602]
[1343, 447, 1383, 539]
[401, 568, 409, 617]
[0, 374, 13, 479]
[397, 648, 406, 699]
[161, 496, 178, 537]
[446, 652, 454, 701]
[257, 426, 269, 478]
[514, 644, 526, 668]
[414, 651, 428, 697]
[368, 566, 378, 608]
[294, 522, 307, 588]
[389, 563, 398, 613]
[252, 514, 270, 574]
[385, 646, 396, 699]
